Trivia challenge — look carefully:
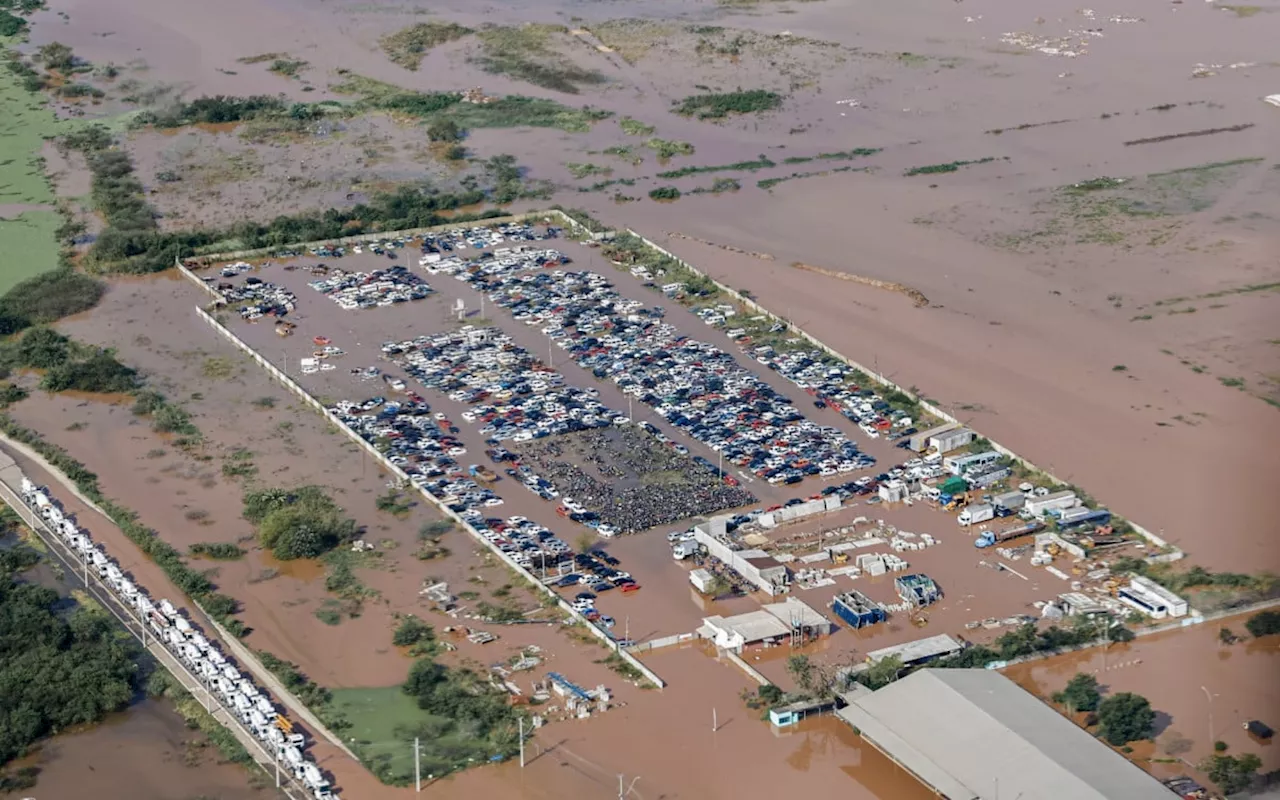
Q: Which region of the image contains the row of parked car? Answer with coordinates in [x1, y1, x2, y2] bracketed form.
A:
[387, 327, 630, 442]
[419, 247, 570, 284]
[17, 479, 337, 799]
[307, 265, 433, 311]
[470, 270, 870, 486]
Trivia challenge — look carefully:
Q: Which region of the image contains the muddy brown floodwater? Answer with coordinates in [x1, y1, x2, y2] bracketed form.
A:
[2, 700, 267, 800]
[1005, 611, 1280, 789]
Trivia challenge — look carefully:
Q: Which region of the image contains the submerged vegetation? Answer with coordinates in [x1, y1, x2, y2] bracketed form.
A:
[673, 89, 782, 119]
[474, 24, 606, 94]
[0, 544, 139, 765]
[381, 22, 474, 70]
[242, 485, 358, 560]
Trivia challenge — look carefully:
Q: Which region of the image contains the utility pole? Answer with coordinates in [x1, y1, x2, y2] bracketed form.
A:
[275, 745, 281, 788]
[519, 717, 525, 768]
[712, 707, 718, 732]
[415, 737, 422, 792]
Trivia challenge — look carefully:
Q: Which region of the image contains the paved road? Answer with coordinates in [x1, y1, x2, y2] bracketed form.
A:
[0, 442, 325, 799]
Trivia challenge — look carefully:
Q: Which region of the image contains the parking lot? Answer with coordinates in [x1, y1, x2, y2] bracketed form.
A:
[203, 219, 1141, 666]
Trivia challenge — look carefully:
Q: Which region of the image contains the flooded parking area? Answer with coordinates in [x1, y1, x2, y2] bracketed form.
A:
[196, 219, 1158, 687]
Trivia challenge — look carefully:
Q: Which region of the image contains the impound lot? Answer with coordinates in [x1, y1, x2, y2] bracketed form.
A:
[198, 218, 1164, 684]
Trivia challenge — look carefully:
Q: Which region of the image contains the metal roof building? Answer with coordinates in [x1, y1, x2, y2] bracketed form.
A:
[836, 669, 1174, 800]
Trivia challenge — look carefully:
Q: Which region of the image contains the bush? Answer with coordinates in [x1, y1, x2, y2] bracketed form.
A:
[1245, 610, 1280, 638]
[0, 10, 27, 37]
[673, 89, 782, 119]
[1096, 692, 1155, 745]
[243, 486, 356, 560]
[758, 684, 783, 705]
[0, 269, 105, 326]
[392, 615, 434, 647]
[37, 41, 75, 72]
[41, 350, 139, 394]
[426, 119, 463, 142]
[189, 542, 245, 560]
[137, 95, 287, 128]
[648, 186, 681, 201]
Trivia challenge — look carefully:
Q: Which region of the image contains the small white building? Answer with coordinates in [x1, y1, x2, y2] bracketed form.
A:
[879, 479, 908, 504]
[699, 598, 834, 653]
[689, 568, 715, 594]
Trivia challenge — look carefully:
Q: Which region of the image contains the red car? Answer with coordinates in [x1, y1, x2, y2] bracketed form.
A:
[619, 583, 642, 594]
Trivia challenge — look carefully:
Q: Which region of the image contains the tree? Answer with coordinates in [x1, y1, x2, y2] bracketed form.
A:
[1245, 610, 1280, 638]
[757, 684, 783, 705]
[37, 42, 75, 72]
[786, 654, 816, 694]
[575, 531, 596, 554]
[1052, 673, 1101, 714]
[1201, 753, 1262, 794]
[1096, 692, 1155, 745]
[426, 119, 462, 142]
[1218, 627, 1238, 645]
[857, 656, 904, 691]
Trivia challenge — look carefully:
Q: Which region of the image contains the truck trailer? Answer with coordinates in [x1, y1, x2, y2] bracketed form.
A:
[958, 503, 994, 526]
[993, 490, 1026, 512]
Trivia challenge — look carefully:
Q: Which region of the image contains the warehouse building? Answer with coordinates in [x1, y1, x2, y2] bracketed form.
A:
[837, 669, 1175, 799]
[909, 422, 959, 452]
[699, 597, 833, 652]
[692, 522, 790, 596]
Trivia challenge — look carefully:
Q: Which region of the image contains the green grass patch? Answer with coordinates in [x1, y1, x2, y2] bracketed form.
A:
[645, 137, 694, 159]
[904, 157, 996, 176]
[330, 683, 519, 783]
[268, 58, 309, 79]
[656, 155, 775, 179]
[474, 24, 606, 94]
[618, 116, 655, 136]
[1220, 4, 1263, 16]
[381, 22, 474, 70]
[0, 51, 68, 292]
[435, 95, 611, 133]
[673, 89, 782, 119]
[0, 212, 61, 294]
[566, 162, 611, 179]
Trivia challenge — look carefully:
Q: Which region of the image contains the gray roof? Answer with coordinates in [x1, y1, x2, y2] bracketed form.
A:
[836, 669, 1174, 800]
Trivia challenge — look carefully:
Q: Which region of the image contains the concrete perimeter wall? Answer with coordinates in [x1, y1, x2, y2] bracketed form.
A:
[184, 300, 665, 690]
[619, 227, 1176, 557]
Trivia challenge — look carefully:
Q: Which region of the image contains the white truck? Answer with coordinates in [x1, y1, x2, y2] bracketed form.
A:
[672, 541, 698, 560]
[958, 503, 995, 526]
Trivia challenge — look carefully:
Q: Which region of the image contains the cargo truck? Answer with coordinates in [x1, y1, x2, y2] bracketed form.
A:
[993, 490, 1026, 512]
[974, 521, 1045, 548]
[958, 503, 994, 526]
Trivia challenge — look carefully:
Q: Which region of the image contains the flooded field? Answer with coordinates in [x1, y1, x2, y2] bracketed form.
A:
[1005, 611, 1280, 789]
[2, 700, 266, 800]
[7, 0, 1279, 794]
